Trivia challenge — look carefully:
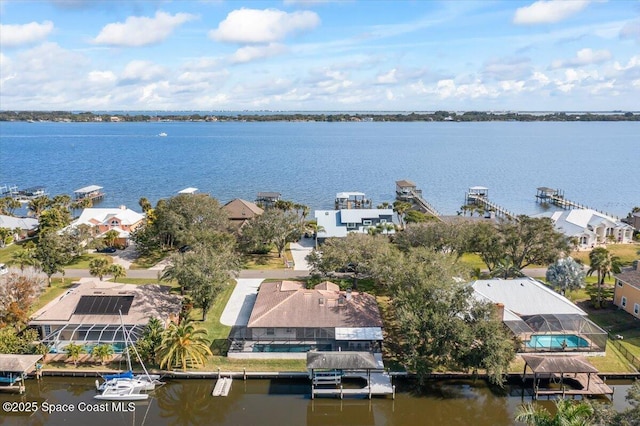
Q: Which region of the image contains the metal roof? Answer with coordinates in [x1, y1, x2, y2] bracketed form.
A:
[178, 187, 198, 194]
[336, 192, 366, 198]
[471, 278, 587, 317]
[307, 351, 379, 370]
[74, 185, 103, 193]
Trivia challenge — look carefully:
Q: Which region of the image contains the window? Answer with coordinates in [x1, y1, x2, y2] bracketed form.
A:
[635, 304, 639, 315]
[362, 220, 372, 226]
[617, 280, 623, 287]
[346, 223, 357, 229]
[266, 328, 274, 336]
[285, 328, 293, 334]
[380, 219, 387, 223]
[621, 296, 627, 308]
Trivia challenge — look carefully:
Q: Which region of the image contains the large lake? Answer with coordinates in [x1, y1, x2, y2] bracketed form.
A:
[0, 121, 638, 216]
[0, 377, 634, 426]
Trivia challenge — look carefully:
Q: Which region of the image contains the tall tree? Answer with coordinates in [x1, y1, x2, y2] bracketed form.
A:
[11, 247, 39, 271]
[34, 232, 73, 286]
[392, 201, 412, 229]
[27, 195, 51, 218]
[102, 229, 119, 248]
[307, 233, 395, 289]
[38, 206, 72, 233]
[109, 264, 126, 282]
[587, 247, 622, 308]
[470, 217, 569, 273]
[394, 221, 475, 258]
[162, 243, 239, 319]
[241, 208, 304, 258]
[64, 342, 86, 367]
[89, 258, 111, 281]
[134, 318, 164, 367]
[546, 256, 586, 295]
[0, 197, 21, 216]
[158, 318, 212, 371]
[91, 344, 114, 365]
[0, 273, 45, 325]
[392, 249, 515, 385]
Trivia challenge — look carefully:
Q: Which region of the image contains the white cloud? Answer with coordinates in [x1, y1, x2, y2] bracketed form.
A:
[513, 0, 590, 25]
[210, 8, 320, 44]
[620, 19, 640, 42]
[376, 68, 397, 84]
[230, 43, 288, 63]
[614, 55, 640, 71]
[551, 48, 612, 69]
[120, 60, 166, 83]
[88, 70, 117, 84]
[0, 21, 54, 47]
[93, 11, 197, 47]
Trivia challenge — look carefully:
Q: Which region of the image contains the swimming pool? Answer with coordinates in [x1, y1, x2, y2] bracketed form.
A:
[527, 334, 589, 350]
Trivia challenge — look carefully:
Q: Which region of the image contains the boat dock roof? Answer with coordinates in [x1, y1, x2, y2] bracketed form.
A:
[74, 185, 103, 194]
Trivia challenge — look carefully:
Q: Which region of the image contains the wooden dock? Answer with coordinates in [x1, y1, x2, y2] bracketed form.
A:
[535, 187, 619, 220]
[212, 376, 232, 397]
[465, 186, 516, 220]
[533, 373, 614, 400]
[395, 180, 441, 219]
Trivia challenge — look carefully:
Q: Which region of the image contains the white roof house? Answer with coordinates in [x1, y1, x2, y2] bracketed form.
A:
[68, 207, 145, 241]
[315, 209, 394, 239]
[0, 215, 38, 232]
[471, 278, 607, 352]
[538, 209, 634, 247]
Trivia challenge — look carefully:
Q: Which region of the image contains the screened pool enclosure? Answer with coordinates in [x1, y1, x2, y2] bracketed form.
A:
[505, 313, 607, 353]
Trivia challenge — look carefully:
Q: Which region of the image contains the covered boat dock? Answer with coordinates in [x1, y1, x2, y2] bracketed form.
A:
[521, 354, 613, 400]
[0, 354, 42, 394]
[307, 351, 394, 399]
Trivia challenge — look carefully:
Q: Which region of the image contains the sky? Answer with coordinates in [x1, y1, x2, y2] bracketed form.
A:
[0, 0, 639, 111]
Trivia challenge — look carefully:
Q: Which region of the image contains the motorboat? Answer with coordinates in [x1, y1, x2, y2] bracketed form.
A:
[96, 376, 158, 392]
[158, 132, 167, 137]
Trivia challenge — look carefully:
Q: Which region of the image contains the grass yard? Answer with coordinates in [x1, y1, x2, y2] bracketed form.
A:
[241, 246, 293, 270]
[571, 243, 640, 266]
[0, 242, 23, 264]
[130, 249, 167, 269]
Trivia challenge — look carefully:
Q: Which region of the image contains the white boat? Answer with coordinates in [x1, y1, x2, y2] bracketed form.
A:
[158, 132, 167, 137]
[96, 376, 157, 392]
[94, 380, 149, 401]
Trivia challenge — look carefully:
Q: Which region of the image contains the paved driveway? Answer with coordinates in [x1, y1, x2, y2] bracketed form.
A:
[289, 237, 315, 271]
[220, 278, 264, 327]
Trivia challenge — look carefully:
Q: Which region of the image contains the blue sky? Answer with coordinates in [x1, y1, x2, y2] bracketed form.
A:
[1, 0, 639, 111]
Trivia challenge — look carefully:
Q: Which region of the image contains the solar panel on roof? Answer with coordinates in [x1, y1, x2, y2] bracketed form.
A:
[73, 295, 134, 315]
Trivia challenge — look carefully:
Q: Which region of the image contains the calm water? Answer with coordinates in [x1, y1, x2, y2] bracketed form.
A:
[0, 377, 634, 426]
[0, 121, 638, 216]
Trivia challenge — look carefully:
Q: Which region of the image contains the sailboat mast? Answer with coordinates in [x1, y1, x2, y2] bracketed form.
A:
[119, 310, 132, 372]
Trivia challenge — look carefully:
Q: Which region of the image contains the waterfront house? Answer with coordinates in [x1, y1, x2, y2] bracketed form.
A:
[613, 261, 640, 318]
[29, 281, 181, 355]
[0, 215, 38, 241]
[222, 198, 264, 230]
[314, 208, 394, 241]
[537, 209, 634, 248]
[229, 281, 383, 357]
[471, 278, 607, 353]
[625, 211, 640, 232]
[68, 206, 145, 246]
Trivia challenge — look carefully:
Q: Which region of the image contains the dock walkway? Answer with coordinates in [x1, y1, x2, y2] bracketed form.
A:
[312, 372, 395, 399]
[533, 372, 613, 400]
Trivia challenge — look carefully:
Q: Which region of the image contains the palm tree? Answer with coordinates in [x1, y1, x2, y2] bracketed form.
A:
[11, 248, 38, 271]
[515, 398, 594, 425]
[109, 264, 126, 282]
[103, 229, 119, 248]
[89, 257, 111, 281]
[393, 201, 412, 229]
[158, 318, 212, 371]
[64, 342, 86, 367]
[587, 247, 622, 308]
[91, 344, 114, 365]
[27, 195, 50, 218]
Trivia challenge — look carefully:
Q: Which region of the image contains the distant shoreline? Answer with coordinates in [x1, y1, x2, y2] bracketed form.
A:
[1, 110, 639, 123]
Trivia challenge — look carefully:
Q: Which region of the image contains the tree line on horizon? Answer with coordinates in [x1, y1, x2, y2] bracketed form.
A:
[1, 110, 638, 123]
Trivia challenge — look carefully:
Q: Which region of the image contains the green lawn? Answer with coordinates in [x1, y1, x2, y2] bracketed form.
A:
[571, 243, 640, 266]
[0, 242, 22, 264]
[241, 246, 293, 270]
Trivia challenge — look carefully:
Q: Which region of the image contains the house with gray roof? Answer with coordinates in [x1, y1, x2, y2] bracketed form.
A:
[315, 209, 394, 240]
[472, 278, 607, 353]
[229, 281, 383, 357]
[537, 209, 633, 248]
[0, 215, 38, 241]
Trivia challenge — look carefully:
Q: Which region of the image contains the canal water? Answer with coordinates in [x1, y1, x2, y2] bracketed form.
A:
[0, 377, 634, 425]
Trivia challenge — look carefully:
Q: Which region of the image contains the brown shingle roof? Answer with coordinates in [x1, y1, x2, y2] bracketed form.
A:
[0, 355, 43, 373]
[615, 269, 640, 290]
[223, 198, 264, 220]
[521, 355, 598, 374]
[247, 281, 383, 328]
[307, 351, 379, 370]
